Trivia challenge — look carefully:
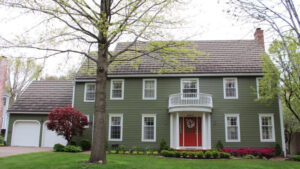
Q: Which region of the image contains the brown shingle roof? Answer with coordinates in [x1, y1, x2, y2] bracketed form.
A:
[8, 80, 73, 113]
[76, 40, 264, 79]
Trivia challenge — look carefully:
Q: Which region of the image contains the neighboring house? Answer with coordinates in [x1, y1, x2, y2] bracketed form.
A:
[6, 29, 286, 156]
[6, 81, 71, 147]
[0, 56, 9, 137]
[2, 91, 10, 137]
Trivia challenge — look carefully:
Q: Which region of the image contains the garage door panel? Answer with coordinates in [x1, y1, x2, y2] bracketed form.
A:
[12, 121, 40, 147]
[42, 123, 67, 147]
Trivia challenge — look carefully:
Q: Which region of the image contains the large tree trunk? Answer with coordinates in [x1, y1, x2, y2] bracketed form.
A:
[89, 48, 108, 164]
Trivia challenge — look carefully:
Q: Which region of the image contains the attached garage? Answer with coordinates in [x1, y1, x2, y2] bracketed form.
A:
[41, 122, 67, 147]
[11, 120, 41, 147]
[7, 80, 73, 147]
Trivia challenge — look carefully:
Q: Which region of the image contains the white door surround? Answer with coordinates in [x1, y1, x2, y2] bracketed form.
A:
[11, 120, 41, 147]
[169, 112, 211, 150]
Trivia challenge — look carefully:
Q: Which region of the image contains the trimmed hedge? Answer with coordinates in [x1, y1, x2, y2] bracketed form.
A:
[293, 155, 300, 161]
[63, 145, 82, 152]
[53, 144, 65, 152]
[219, 147, 276, 158]
[79, 139, 91, 151]
[161, 150, 230, 159]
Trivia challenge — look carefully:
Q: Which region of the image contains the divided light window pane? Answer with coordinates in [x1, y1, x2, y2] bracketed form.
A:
[112, 80, 123, 98]
[144, 80, 155, 98]
[110, 117, 121, 139]
[226, 116, 239, 141]
[144, 117, 154, 140]
[225, 79, 236, 97]
[182, 80, 197, 98]
[261, 116, 273, 140]
[85, 84, 96, 101]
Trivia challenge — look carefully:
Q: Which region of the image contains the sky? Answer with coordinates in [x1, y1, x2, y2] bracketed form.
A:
[0, 0, 271, 77]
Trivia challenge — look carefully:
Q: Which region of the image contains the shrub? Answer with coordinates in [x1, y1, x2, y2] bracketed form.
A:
[212, 151, 220, 159]
[205, 151, 212, 159]
[119, 145, 126, 151]
[215, 140, 224, 151]
[79, 139, 91, 151]
[159, 139, 169, 152]
[187, 152, 196, 159]
[138, 151, 144, 155]
[275, 144, 282, 156]
[243, 154, 255, 159]
[161, 150, 169, 157]
[293, 155, 300, 161]
[197, 151, 204, 159]
[219, 147, 276, 158]
[125, 151, 130, 155]
[153, 151, 159, 155]
[182, 152, 188, 158]
[132, 146, 139, 152]
[110, 150, 117, 154]
[53, 144, 65, 152]
[145, 146, 152, 152]
[146, 151, 152, 155]
[175, 151, 181, 158]
[0, 136, 4, 146]
[220, 152, 231, 159]
[132, 151, 138, 155]
[63, 145, 82, 152]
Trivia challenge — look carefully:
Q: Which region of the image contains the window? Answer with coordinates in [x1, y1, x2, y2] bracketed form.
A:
[142, 114, 156, 142]
[259, 114, 275, 142]
[181, 78, 199, 98]
[3, 97, 6, 106]
[256, 77, 262, 98]
[84, 83, 96, 102]
[110, 79, 124, 100]
[223, 78, 238, 99]
[84, 115, 90, 128]
[225, 114, 240, 142]
[109, 114, 123, 141]
[143, 79, 157, 100]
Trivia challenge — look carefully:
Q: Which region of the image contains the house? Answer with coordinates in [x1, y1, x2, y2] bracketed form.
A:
[6, 29, 286, 155]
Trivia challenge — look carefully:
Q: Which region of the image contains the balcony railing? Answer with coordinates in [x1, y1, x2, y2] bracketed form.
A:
[169, 93, 213, 109]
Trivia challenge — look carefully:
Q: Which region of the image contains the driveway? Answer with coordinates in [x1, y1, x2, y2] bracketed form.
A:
[0, 146, 52, 157]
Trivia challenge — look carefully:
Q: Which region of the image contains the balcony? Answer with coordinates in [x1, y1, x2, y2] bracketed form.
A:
[168, 93, 213, 113]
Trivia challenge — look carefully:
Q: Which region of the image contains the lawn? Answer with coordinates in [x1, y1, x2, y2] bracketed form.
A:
[0, 152, 300, 169]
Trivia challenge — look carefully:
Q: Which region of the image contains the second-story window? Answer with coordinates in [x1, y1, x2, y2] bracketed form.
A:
[223, 78, 238, 99]
[181, 79, 199, 98]
[3, 97, 6, 106]
[84, 83, 96, 102]
[110, 79, 124, 100]
[143, 79, 157, 100]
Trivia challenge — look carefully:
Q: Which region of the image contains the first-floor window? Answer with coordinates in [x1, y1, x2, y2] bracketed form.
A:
[142, 114, 156, 142]
[225, 114, 240, 142]
[259, 114, 275, 142]
[109, 114, 123, 141]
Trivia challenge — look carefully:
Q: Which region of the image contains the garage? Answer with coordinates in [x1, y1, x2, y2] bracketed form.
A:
[11, 121, 41, 147]
[41, 122, 67, 147]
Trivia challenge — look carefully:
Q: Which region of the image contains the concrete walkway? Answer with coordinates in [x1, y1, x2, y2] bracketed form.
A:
[0, 146, 52, 157]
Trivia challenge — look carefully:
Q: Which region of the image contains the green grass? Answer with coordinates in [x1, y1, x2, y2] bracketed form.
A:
[0, 152, 299, 169]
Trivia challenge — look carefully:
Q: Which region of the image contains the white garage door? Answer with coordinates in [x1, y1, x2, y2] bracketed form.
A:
[42, 122, 67, 148]
[11, 121, 40, 147]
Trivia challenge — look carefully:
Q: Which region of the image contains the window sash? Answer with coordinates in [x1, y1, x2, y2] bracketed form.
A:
[85, 83, 96, 101]
[225, 115, 240, 142]
[143, 80, 156, 99]
[224, 78, 238, 98]
[181, 79, 198, 98]
[260, 115, 274, 141]
[109, 115, 122, 141]
[142, 115, 156, 142]
[111, 80, 123, 99]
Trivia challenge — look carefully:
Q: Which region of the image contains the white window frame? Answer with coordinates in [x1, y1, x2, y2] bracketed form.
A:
[259, 113, 276, 142]
[180, 78, 199, 99]
[84, 115, 90, 128]
[224, 114, 241, 142]
[256, 77, 262, 99]
[110, 79, 124, 100]
[84, 83, 96, 102]
[108, 114, 123, 141]
[141, 114, 156, 142]
[142, 79, 157, 100]
[223, 78, 238, 99]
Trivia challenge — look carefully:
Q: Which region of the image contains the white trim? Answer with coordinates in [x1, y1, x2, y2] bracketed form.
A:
[170, 114, 173, 147]
[224, 114, 241, 142]
[256, 77, 262, 99]
[72, 81, 76, 107]
[169, 107, 212, 113]
[180, 78, 199, 99]
[202, 113, 207, 149]
[9, 112, 50, 114]
[223, 77, 238, 99]
[207, 114, 211, 149]
[176, 112, 180, 149]
[278, 96, 286, 157]
[108, 114, 123, 141]
[84, 83, 96, 102]
[141, 114, 156, 142]
[142, 79, 157, 100]
[11, 120, 41, 147]
[259, 113, 276, 142]
[110, 79, 124, 100]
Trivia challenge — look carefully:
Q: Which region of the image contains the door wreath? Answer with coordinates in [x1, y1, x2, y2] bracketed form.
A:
[186, 119, 195, 128]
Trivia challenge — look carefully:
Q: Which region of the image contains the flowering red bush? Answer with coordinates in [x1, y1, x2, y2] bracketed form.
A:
[47, 105, 88, 143]
[219, 147, 276, 158]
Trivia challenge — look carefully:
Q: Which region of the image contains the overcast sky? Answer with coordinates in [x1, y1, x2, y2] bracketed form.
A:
[0, 0, 270, 77]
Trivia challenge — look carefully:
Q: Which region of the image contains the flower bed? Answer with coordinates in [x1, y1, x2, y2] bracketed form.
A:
[219, 147, 276, 158]
[161, 150, 231, 159]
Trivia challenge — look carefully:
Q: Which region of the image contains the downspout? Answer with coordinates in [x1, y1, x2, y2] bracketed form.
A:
[278, 95, 287, 157]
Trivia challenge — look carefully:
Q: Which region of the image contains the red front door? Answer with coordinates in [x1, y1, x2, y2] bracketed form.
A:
[179, 117, 202, 147]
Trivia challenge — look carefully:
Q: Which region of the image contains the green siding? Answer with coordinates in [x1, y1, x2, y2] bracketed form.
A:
[73, 77, 282, 150]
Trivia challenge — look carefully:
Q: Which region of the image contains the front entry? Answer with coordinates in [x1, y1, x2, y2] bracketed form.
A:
[179, 117, 202, 147]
